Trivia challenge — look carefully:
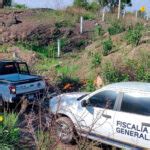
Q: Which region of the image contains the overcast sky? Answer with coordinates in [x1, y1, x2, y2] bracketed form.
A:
[12, 0, 150, 13]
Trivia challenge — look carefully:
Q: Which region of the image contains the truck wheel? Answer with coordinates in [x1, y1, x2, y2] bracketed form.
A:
[56, 117, 75, 144]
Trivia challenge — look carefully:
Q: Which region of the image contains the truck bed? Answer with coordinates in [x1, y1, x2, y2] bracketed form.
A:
[0, 73, 42, 84]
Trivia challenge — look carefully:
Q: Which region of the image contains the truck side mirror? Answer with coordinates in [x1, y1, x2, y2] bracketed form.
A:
[81, 100, 88, 107]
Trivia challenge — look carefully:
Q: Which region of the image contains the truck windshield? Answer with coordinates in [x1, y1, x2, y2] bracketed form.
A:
[0, 62, 18, 75]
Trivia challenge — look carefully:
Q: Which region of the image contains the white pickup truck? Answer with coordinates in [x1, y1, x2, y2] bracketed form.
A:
[0, 60, 46, 103]
[50, 82, 150, 149]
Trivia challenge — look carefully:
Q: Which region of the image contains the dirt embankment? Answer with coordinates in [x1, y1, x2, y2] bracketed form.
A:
[0, 9, 100, 53]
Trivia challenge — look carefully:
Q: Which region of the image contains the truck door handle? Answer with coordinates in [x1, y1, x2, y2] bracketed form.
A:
[102, 114, 111, 119]
[142, 122, 150, 127]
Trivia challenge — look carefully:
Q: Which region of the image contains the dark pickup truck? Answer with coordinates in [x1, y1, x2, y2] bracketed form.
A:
[0, 60, 46, 103]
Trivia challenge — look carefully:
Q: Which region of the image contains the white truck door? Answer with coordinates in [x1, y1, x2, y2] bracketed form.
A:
[113, 92, 150, 149]
[78, 90, 118, 140]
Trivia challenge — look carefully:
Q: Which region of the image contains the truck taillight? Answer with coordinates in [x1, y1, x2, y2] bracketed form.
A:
[9, 86, 16, 94]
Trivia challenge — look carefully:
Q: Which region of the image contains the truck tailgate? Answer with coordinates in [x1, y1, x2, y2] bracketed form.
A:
[16, 80, 45, 94]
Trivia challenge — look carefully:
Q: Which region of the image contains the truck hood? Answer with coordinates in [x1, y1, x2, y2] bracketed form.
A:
[50, 92, 89, 112]
[0, 73, 42, 83]
[51, 92, 89, 102]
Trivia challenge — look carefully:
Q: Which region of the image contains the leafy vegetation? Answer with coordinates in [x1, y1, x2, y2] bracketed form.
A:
[108, 21, 125, 35]
[102, 62, 129, 83]
[125, 23, 144, 46]
[0, 113, 19, 149]
[18, 41, 57, 58]
[91, 52, 102, 68]
[14, 4, 27, 9]
[85, 79, 96, 92]
[102, 38, 113, 56]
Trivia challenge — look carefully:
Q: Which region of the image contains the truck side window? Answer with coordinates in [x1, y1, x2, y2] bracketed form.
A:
[88, 90, 117, 109]
[18, 63, 29, 75]
[121, 93, 150, 116]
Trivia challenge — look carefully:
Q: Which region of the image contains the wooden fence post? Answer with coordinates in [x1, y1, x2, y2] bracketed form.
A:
[80, 16, 83, 34]
[102, 9, 105, 21]
[57, 39, 61, 58]
[118, 0, 121, 19]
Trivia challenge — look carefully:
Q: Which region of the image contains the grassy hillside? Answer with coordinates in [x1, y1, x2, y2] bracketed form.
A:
[0, 7, 150, 92]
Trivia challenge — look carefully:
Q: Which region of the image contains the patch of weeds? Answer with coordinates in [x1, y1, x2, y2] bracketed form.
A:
[108, 21, 125, 35]
[125, 23, 144, 46]
[83, 12, 95, 20]
[14, 4, 27, 9]
[76, 39, 87, 49]
[0, 45, 8, 53]
[85, 79, 95, 92]
[56, 65, 78, 77]
[87, 2, 100, 12]
[102, 38, 113, 56]
[91, 52, 102, 68]
[125, 58, 150, 82]
[55, 20, 74, 28]
[34, 59, 59, 73]
[0, 113, 19, 149]
[102, 62, 129, 83]
[17, 41, 57, 58]
[94, 24, 104, 37]
[61, 37, 70, 49]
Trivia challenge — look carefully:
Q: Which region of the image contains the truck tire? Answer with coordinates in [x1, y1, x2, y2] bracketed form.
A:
[56, 117, 75, 144]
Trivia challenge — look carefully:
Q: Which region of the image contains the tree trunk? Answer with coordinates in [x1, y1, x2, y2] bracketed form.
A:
[0, 0, 4, 8]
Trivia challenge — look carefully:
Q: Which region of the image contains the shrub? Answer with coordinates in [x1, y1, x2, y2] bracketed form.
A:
[74, 0, 88, 8]
[125, 58, 150, 82]
[87, 2, 100, 12]
[17, 41, 57, 58]
[15, 4, 27, 9]
[56, 65, 78, 77]
[75, 39, 87, 48]
[91, 52, 102, 68]
[125, 23, 143, 46]
[94, 24, 104, 37]
[0, 113, 19, 149]
[83, 13, 95, 20]
[108, 21, 125, 35]
[102, 38, 113, 56]
[85, 79, 95, 92]
[102, 62, 129, 83]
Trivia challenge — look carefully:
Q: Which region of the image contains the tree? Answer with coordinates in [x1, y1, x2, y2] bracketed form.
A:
[97, 0, 131, 8]
[0, 0, 4, 8]
[74, 0, 88, 8]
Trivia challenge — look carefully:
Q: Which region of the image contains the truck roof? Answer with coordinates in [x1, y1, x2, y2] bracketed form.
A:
[104, 82, 150, 93]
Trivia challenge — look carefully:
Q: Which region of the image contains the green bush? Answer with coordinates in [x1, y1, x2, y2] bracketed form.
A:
[0, 113, 19, 149]
[74, 0, 88, 8]
[108, 21, 125, 35]
[85, 79, 95, 92]
[83, 13, 95, 20]
[87, 2, 100, 12]
[94, 24, 104, 37]
[56, 65, 78, 77]
[125, 59, 150, 82]
[102, 62, 129, 83]
[15, 4, 27, 9]
[125, 23, 143, 46]
[91, 53, 102, 68]
[17, 41, 57, 58]
[102, 38, 113, 56]
[76, 39, 87, 48]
